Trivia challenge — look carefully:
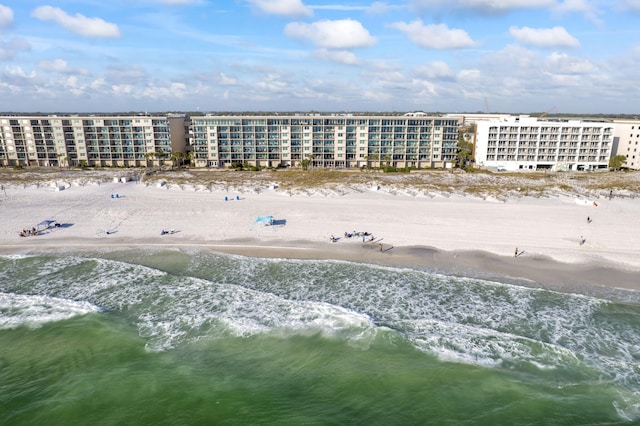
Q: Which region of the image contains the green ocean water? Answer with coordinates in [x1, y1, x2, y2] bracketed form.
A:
[1, 249, 640, 425]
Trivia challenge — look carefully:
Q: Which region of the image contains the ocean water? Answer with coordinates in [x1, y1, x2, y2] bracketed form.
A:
[2, 249, 640, 425]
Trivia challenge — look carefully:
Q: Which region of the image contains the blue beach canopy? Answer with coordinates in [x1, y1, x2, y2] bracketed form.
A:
[254, 216, 273, 225]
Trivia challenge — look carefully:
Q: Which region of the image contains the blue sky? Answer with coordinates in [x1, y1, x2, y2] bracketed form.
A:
[0, 0, 639, 113]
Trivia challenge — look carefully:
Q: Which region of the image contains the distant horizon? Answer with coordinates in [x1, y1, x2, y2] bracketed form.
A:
[1, 110, 638, 119]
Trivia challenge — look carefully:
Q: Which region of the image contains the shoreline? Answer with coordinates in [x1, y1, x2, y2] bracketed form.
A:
[3, 237, 640, 294]
[2, 172, 640, 295]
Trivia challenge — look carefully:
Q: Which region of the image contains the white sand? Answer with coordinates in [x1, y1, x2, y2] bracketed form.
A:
[1, 177, 639, 289]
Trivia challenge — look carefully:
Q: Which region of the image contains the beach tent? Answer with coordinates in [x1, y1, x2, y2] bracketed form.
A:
[254, 216, 274, 226]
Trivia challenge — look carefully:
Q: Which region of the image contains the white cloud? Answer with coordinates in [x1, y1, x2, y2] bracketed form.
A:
[2, 65, 37, 85]
[38, 58, 91, 76]
[91, 77, 106, 90]
[411, 79, 438, 97]
[545, 52, 595, 74]
[0, 37, 30, 61]
[142, 82, 187, 99]
[414, 61, 455, 80]
[218, 72, 238, 85]
[313, 48, 360, 65]
[111, 84, 134, 95]
[0, 4, 12, 31]
[31, 6, 121, 38]
[285, 19, 376, 49]
[247, 0, 313, 18]
[409, 0, 554, 15]
[552, 0, 603, 25]
[105, 66, 148, 84]
[366, 2, 405, 14]
[509, 26, 580, 48]
[256, 73, 290, 93]
[38, 59, 71, 73]
[457, 69, 481, 81]
[619, 0, 640, 12]
[390, 21, 475, 49]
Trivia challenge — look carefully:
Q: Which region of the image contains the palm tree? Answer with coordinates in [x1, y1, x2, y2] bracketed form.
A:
[171, 151, 185, 169]
[144, 151, 156, 168]
[363, 155, 371, 169]
[301, 154, 314, 170]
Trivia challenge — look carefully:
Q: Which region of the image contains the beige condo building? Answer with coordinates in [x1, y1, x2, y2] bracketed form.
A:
[189, 114, 461, 169]
[0, 115, 186, 167]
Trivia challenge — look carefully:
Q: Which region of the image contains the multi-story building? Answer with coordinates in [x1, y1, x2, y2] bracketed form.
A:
[0, 115, 186, 167]
[2, 112, 631, 172]
[189, 114, 461, 169]
[611, 119, 640, 170]
[475, 115, 614, 171]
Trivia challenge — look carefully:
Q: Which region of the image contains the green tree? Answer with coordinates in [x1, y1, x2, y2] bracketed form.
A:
[144, 151, 156, 167]
[171, 151, 185, 169]
[455, 130, 474, 168]
[301, 154, 313, 170]
[609, 155, 627, 171]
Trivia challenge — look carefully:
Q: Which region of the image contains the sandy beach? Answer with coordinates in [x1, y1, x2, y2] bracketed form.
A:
[1, 170, 639, 291]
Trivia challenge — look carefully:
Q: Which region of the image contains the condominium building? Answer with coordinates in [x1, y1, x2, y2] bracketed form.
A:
[2, 112, 630, 172]
[475, 115, 614, 171]
[611, 119, 640, 170]
[189, 114, 461, 169]
[0, 115, 186, 167]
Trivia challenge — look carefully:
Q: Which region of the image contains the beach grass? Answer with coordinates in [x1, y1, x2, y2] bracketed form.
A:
[1, 167, 638, 199]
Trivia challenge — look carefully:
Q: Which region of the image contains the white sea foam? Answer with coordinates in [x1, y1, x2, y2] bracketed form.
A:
[135, 276, 377, 352]
[0, 253, 33, 260]
[5, 251, 640, 415]
[403, 318, 581, 369]
[0, 292, 100, 329]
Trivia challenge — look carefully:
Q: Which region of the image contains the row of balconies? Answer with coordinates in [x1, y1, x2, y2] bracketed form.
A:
[489, 139, 607, 147]
[486, 153, 608, 162]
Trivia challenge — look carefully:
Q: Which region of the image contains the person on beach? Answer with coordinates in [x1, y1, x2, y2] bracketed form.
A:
[379, 243, 383, 252]
[515, 247, 519, 257]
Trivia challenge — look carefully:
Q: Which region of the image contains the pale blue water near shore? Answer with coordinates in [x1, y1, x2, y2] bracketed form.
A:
[2, 249, 640, 425]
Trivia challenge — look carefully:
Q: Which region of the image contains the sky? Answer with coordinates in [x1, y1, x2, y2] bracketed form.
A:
[0, 0, 639, 114]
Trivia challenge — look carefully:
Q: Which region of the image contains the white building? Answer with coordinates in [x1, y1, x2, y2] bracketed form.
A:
[611, 119, 640, 170]
[475, 115, 613, 172]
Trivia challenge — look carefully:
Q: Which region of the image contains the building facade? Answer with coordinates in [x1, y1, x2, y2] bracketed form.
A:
[2, 112, 633, 171]
[611, 119, 640, 170]
[475, 116, 614, 171]
[0, 115, 186, 167]
[189, 114, 461, 169]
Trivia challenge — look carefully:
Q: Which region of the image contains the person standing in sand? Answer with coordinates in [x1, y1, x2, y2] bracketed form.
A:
[515, 247, 519, 257]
